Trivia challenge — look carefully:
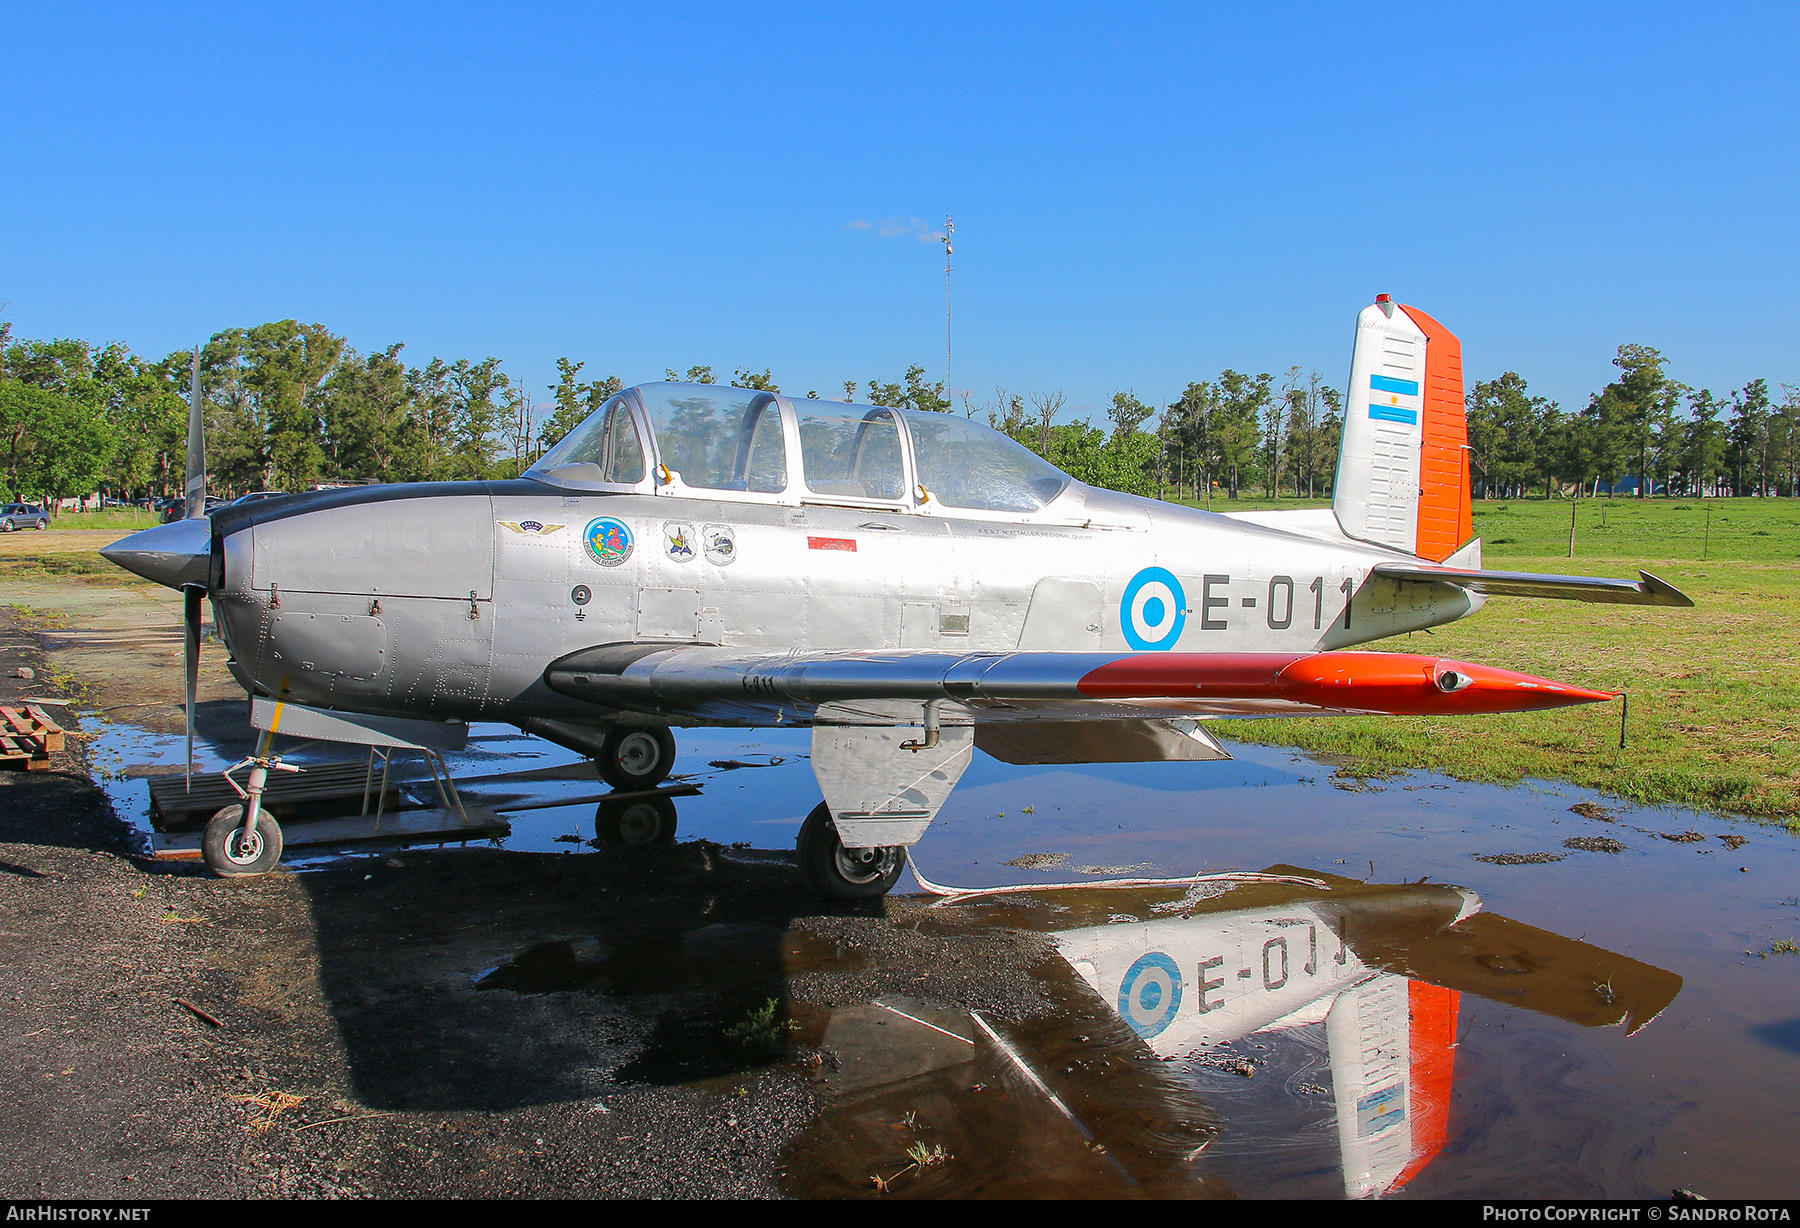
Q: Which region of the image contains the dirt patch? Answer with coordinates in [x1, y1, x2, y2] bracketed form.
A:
[0, 599, 1064, 1199]
[1564, 836, 1626, 854]
[1569, 802, 1620, 822]
[1661, 830, 1708, 844]
[1002, 852, 1068, 870]
[1473, 852, 1568, 865]
[1721, 834, 1748, 850]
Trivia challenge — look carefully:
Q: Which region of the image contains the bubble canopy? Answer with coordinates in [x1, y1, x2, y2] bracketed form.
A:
[529, 383, 1074, 515]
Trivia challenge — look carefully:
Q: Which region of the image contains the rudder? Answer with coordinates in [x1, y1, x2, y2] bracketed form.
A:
[1332, 296, 1472, 561]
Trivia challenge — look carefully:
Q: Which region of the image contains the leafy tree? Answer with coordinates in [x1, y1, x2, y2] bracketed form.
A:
[1106, 391, 1153, 441]
[732, 368, 779, 392]
[1727, 379, 1771, 495]
[1468, 373, 1554, 498]
[540, 358, 622, 452]
[322, 344, 413, 481]
[1214, 370, 1271, 499]
[867, 365, 950, 414]
[445, 357, 509, 480]
[241, 321, 343, 490]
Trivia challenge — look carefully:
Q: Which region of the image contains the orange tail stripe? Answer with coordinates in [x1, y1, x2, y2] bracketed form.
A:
[1401, 305, 1472, 562]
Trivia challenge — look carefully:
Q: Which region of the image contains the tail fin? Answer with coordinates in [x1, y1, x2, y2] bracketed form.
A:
[1332, 297, 1472, 562]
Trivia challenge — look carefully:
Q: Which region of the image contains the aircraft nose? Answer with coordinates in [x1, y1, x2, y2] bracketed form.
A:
[100, 517, 211, 589]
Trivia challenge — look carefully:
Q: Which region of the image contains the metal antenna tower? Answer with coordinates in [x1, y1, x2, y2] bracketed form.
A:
[941, 215, 954, 406]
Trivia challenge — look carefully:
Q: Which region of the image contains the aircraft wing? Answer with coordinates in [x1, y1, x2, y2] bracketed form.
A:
[543, 644, 1616, 727]
[1372, 563, 1693, 607]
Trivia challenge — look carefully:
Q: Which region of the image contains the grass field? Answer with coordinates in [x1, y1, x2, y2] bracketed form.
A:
[1214, 496, 1800, 827]
[7, 495, 1796, 824]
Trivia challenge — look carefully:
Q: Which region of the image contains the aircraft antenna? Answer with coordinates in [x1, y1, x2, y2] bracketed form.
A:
[942, 215, 954, 408]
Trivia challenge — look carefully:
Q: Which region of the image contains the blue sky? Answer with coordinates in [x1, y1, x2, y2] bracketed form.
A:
[4, 2, 1796, 423]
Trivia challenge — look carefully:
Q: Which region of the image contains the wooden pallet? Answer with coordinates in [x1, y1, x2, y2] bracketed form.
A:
[0, 705, 64, 772]
[147, 759, 403, 826]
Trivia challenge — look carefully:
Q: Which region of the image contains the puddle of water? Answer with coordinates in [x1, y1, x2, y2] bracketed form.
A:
[86, 704, 1800, 1197]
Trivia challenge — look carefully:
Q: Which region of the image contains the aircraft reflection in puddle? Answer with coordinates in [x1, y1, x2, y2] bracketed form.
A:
[476, 786, 1681, 1198]
[1046, 866, 1680, 1196]
[792, 866, 1681, 1198]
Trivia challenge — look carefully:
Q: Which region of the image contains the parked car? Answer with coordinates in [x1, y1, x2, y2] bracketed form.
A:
[226, 491, 290, 507]
[0, 504, 49, 532]
[159, 496, 227, 523]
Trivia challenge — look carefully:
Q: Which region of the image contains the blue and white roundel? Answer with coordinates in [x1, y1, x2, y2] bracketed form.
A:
[1121, 567, 1187, 651]
[1117, 951, 1183, 1038]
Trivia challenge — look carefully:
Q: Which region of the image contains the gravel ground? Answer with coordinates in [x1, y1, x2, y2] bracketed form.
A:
[0, 606, 1058, 1199]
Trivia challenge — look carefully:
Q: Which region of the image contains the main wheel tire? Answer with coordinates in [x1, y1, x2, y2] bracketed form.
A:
[201, 805, 283, 877]
[34, 519, 45, 530]
[796, 802, 903, 900]
[595, 725, 677, 790]
[594, 795, 678, 845]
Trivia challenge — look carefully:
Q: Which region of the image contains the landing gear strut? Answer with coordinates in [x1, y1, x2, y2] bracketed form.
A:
[200, 732, 299, 878]
[595, 725, 677, 790]
[796, 802, 904, 900]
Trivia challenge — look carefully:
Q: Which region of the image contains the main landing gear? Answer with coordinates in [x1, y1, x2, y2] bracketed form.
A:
[796, 802, 905, 900]
[595, 725, 678, 790]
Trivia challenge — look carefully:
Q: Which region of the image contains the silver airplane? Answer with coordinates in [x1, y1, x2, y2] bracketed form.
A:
[103, 297, 1690, 896]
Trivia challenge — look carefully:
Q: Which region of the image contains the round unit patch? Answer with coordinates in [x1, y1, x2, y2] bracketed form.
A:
[1117, 951, 1183, 1038]
[1121, 566, 1187, 651]
[583, 517, 634, 567]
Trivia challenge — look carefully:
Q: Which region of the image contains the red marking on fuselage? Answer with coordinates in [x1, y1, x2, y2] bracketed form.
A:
[807, 536, 857, 552]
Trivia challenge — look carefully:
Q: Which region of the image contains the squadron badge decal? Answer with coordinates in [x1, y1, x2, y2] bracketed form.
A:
[702, 524, 737, 566]
[583, 517, 634, 567]
[664, 521, 697, 562]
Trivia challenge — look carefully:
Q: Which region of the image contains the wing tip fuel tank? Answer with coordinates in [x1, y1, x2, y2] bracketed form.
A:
[1075, 651, 1615, 716]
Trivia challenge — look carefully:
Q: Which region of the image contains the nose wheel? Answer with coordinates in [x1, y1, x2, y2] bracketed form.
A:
[595, 725, 678, 790]
[796, 802, 904, 900]
[202, 805, 283, 877]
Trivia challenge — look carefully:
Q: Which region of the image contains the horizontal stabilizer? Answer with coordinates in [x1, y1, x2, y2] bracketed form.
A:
[1372, 563, 1693, 607]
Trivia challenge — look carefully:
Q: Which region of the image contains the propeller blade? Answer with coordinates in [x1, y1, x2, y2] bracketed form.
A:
[184, 345, 205, 519]
[183, 583, 202, 790]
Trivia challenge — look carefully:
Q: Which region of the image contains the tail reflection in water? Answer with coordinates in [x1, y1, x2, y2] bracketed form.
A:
[785, 865, 1680, 1199]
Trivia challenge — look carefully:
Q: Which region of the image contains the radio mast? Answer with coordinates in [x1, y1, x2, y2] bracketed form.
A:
[941, 215, 954, 407]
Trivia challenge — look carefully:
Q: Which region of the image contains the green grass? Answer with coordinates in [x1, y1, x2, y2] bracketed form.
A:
[1217, 497, 1800, 826]
[47, 508, 164, 531]
[1473, 496, 1800, 564]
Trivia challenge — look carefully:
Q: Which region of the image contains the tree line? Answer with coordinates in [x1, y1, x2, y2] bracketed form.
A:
[0, 317, 1794, 509]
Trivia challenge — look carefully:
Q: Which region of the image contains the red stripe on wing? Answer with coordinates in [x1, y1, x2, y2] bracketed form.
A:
[1076, 651, 1615, 715]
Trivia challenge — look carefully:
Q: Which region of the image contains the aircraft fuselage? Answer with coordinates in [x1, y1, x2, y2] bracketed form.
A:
[209, 478, 1477, 726]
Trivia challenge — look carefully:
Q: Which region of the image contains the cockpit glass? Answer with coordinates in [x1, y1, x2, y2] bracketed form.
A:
[531, 395, 644, 484]
[640, 384, 786, 493]
[794, 403, 905, 501]
[900, 409, 1071, 512]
